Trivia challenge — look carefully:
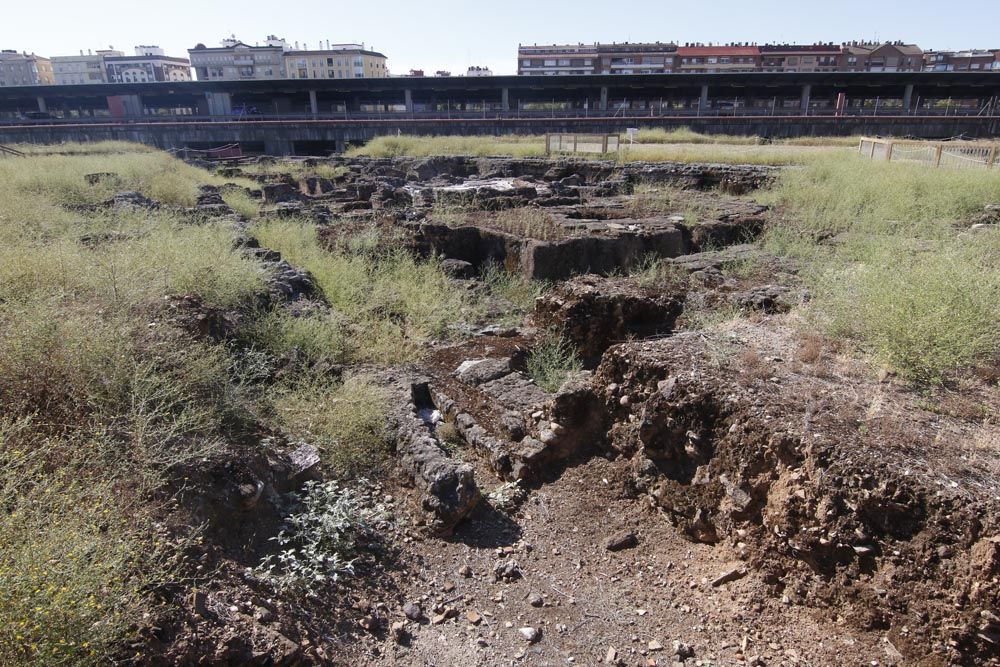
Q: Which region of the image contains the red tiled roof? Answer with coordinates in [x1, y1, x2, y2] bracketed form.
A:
[759, 44, 842, 54]
[676, 46, 759, 56]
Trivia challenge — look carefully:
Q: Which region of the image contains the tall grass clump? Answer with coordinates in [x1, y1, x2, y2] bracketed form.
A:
[0, 463, 161, 665]
[347, 135, 546, 158]
[527, 336, 583, 392]
[763, 154, 1000, 382]
[253, 218, 468, 363]
[811, 238, 999, 383]
[221, 188, 261, 219]
[761, 155, 1000, 238]
[635, 127, 762, 145]
[0, 147, 255, 220]
[12, 140, 158, 156]
[240, 161, 348, 181]
[271, 376, 390, 477]
[346, 133, 850, 166]
[0, 144, 280, 660]
[481, 261, 547, 314]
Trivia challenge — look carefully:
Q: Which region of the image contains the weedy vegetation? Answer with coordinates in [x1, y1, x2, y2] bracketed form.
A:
[762, 155, 1000, 383]
[527, 336, 583, 392]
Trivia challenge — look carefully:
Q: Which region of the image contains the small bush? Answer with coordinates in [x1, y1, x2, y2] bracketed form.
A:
[256, 480, 379, 596]
[527, 337, 582, 392]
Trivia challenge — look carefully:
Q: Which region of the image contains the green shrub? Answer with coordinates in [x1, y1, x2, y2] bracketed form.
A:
[256, 480, 377, 596]
[527, 337, 582, 392]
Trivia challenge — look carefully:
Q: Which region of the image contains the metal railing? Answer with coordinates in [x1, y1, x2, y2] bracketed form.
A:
[859, 136, 999, 169]
[0, 106, 996, 127]
[0, 144, 24, 157]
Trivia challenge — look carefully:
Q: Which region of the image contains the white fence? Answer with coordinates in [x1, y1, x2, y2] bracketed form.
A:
[545, 133, 620, 156]
[859, 137, 999, 170]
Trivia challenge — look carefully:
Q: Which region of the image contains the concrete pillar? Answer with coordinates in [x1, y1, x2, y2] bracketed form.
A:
[404, 88, 413, 113]
[205, 92, 232, 117]
[309, 90, 318, 115]
[599, 86, 608, 112]
[800, 84, 812, 112]
[501, 87, 509, 112]
[36, 96, 47, 113]
[699, 85, 709, 111]
[903, 84, 914, 112]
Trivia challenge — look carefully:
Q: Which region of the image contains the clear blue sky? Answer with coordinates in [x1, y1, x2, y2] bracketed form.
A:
[2, 0, 997, 75]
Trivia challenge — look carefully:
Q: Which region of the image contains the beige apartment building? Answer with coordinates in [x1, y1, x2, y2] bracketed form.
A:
[284, 44, 388, 80]
[0, 50, 53, 86]
[189, 37, 287, 81]
[53, 50, 117, 84]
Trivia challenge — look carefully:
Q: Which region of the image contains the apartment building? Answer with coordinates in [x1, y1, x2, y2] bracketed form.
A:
[189, 37, 287, 81]
[760, 44, 841, 72]
[675, 44, 759, 73]
[924, 49, 997, 71]
[518, 43, 600, 75]
[53, 50, 117, 84]
[596, 43, 677, 74]
[284, 43, 388, 80]
[865, 42, 923, 72]
[104, 46, 191, 83]
[0, 50, 53, 86]
[517, 42, 679, 75]
[466, 66, 493, 77]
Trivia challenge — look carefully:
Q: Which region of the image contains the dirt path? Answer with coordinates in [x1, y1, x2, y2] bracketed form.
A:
[365, 455, 894, 667]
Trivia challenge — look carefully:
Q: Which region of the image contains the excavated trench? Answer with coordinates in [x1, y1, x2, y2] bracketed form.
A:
[181, 155, 999, 665]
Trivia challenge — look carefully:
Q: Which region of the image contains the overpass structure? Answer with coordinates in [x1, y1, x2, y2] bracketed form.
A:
[1, 72, 998, 154]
